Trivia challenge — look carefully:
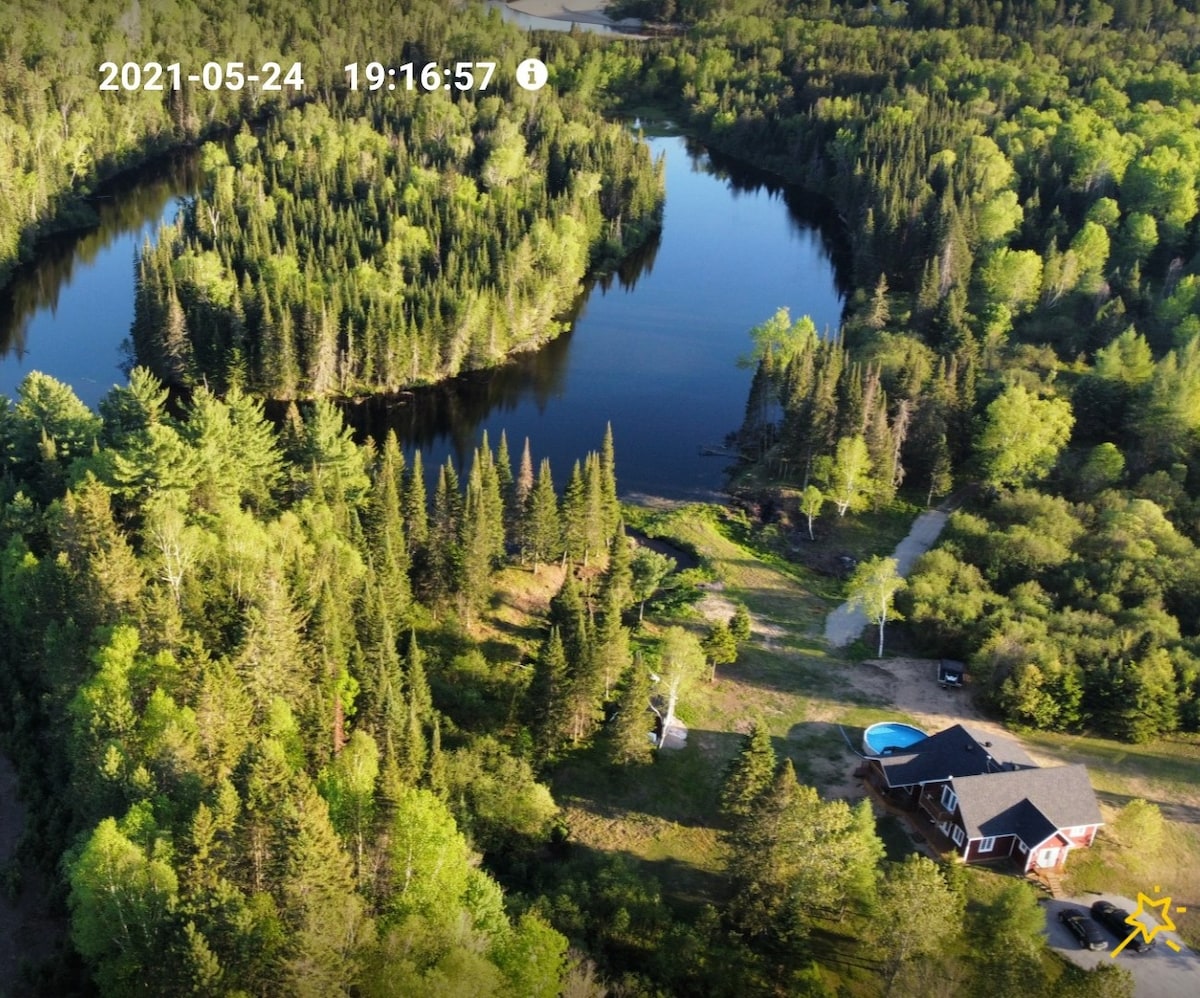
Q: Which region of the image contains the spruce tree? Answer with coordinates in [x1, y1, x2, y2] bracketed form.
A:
[561, 459, 588, 566]
[599, 422, 619, 537]
[719, 719, 777, 824]
[607, 660, 654, 766]
[403, 449, 429, 553]
[524, 458, 561, 571]
[527, 628, 569, 763]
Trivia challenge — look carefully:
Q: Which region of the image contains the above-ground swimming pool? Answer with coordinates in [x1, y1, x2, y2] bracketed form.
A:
[862, 722, 929, 757]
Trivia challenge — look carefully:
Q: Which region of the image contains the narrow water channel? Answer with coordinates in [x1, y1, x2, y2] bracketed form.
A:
[0, 131, 845, 498]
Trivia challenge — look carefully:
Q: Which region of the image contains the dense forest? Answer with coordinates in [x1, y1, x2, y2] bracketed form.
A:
[4, 0, 1200, 994]
[131, 96, 661, 397]
[585, 0, 1200, 742]
[0, 366, 632, 993]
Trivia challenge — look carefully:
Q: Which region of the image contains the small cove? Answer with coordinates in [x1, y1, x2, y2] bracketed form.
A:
[0, 131, 846, 499]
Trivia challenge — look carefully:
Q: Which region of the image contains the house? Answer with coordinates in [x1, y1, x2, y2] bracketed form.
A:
[864, 723, 1102, 873]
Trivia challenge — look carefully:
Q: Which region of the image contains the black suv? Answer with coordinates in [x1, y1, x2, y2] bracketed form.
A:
[1058, 906, 1109, 950]
[1091, 900, 1155, 952]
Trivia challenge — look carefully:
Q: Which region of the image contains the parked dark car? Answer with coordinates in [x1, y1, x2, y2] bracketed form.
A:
[1059, 907, 1109, 950]
[1091, 900, 1155, 952]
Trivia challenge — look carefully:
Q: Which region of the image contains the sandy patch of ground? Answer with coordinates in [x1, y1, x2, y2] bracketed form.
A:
[506, 0, 644, 28]
[693, 581, 735, 625]
[841, 656, 1059, 766]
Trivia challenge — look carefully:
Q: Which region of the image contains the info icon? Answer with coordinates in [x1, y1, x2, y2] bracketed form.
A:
[516, 58, 549, 91]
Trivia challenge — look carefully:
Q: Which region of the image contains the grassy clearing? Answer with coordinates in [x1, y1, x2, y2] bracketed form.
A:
[486, 499, 1200, 958]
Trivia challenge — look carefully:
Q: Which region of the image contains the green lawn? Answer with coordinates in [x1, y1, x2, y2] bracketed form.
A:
[509, 500, 1200, 962]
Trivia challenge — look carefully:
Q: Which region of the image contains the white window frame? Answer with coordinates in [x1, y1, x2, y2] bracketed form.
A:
[951, 824, 965, 846]
[940, 785, 958, 812]
[1017, 840, 1028, 853]
[979, 836, 996, 853]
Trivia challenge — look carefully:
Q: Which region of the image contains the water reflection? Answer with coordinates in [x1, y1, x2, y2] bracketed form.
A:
[348, 134, 846, 499]
[0, 154, 198, 403]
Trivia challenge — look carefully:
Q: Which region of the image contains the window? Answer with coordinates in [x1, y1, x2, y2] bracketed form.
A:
[979, 836, 996, 853]
[1017, 841, 1028, 854]
[951, 825, 965, 846]
[940, 785, 958, 812]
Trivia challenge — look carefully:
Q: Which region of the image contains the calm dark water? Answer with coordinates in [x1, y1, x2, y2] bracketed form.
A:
[0, 156, 198, 407]
[0, 133, 845, 499]
[352, 133, 847, 498]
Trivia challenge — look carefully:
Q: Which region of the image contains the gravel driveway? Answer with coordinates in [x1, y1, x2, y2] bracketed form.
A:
[824, 509, 948, 647]
[1043, 895, 1200, 997]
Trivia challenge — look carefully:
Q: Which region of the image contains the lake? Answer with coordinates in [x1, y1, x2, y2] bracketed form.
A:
[0, 131, 845, 499]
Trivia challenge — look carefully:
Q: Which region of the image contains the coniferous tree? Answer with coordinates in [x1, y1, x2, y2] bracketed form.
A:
[524, 458, 561, 571]
[719, 718, 777, 824]
[599, 423, 620, 537]
[598, 526, 634, 618]
[365, 431, 410, 621]
[403, 449, 429, 555]
[607, 659, 654, 766]
[561, 459, 588, 566]
[527, 628, 570, 763]
[458, 461, 496, 626]
[495, 430, 516, 538]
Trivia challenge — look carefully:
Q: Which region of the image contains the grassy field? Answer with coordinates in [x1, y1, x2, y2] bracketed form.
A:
[533, 502, 920, 911]
[486, 498, 1200, 964]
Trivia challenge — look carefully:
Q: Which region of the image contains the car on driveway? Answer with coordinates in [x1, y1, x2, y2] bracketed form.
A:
[1058, 907, 1108, 950]
[1091, 900, 1154, 952]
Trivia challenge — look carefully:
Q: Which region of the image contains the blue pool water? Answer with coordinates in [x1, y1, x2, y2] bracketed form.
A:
[863, 722, 928, 757]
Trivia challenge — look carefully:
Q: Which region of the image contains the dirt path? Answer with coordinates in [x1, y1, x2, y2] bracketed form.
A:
[824, 509, 948, 647]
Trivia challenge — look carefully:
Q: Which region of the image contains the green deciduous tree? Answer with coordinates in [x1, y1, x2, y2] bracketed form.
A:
[799, 484, 823, 539]
[651, 627, 706, 750]
[815, 435, 873, 516]
[869, 854, 963, 997]
[626, 546, 674, 625]
[67, 814, 181, 996]
[976, 385, 1074, 488]
[701, 620, 738, 682]
[847, 555, 907, 657]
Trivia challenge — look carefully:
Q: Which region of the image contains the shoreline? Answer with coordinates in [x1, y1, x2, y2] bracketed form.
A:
[503, 0, 644, 30]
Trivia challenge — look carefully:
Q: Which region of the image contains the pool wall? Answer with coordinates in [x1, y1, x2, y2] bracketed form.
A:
[862, 722, 929, 757]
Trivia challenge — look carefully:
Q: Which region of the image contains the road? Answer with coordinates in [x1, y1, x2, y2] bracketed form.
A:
[824, 509, 948, 647]
[1044, 895, 1200, 997]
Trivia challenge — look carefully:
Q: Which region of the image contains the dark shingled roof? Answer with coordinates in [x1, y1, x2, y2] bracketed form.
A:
[874, 723, 1037, 789]
[952, 764, 1102, 844]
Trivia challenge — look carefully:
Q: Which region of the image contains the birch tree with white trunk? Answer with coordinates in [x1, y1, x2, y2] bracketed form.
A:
[653, 627, 705, 749]
[847, 555, 906, 657]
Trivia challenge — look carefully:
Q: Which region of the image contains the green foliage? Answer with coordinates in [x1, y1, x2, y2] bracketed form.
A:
[607, 660, 656, 766]
[701, 621, 738, 681]
[67, 813, 181, 995]
[719, 718, 776, 823]
[846, 555, 906, 657]
[869, 854, 963, 995]
[976, 385, 1074, 488]
[964, 881, 1049, 998]
[132, 83, 661, 398]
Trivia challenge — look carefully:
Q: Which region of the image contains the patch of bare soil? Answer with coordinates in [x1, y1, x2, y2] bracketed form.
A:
[842, 657, 1059, 767]
[693, 581, 736, 626]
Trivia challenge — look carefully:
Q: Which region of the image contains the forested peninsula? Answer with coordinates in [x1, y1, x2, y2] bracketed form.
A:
[3, 0, 1200, 996]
